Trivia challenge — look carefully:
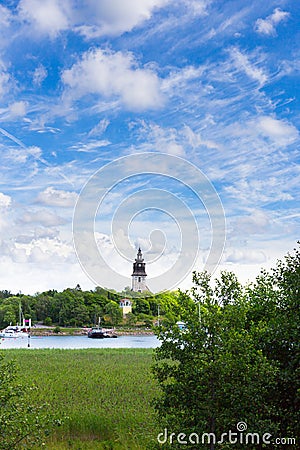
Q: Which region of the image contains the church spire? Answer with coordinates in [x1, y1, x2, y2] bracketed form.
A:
[131, 248, 147, 292]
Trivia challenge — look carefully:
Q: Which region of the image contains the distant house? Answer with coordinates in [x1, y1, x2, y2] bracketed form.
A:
[119, 298, 132, 317]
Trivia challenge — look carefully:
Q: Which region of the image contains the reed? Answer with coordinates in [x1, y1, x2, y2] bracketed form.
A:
[2, 349, 159, 449]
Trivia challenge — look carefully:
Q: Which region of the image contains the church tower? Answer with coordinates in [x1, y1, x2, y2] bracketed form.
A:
[131, 248, 147, 292]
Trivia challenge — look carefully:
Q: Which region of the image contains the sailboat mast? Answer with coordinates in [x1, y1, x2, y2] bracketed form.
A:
[19, 303, 22, 326]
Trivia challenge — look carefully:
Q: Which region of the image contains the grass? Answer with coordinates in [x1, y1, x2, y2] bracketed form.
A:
[1, 349, 160, 449]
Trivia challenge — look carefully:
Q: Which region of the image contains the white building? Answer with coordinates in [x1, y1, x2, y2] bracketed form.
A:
[119, 298, 132, 317]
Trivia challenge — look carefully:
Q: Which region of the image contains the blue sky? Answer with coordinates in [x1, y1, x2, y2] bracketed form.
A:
[0, 0, 299, 293]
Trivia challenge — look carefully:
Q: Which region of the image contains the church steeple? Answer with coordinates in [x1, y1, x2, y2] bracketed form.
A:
[131, 248, 147, 292]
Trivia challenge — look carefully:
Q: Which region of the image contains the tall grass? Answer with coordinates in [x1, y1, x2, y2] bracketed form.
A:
[2, 349, 159, 449]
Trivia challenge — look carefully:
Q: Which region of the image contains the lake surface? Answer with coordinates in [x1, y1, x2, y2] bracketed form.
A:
[0, 334, 160, 349]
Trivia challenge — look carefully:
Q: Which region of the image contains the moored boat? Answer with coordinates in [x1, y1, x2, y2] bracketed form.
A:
[87, 327, 118, 339]
[88, 327, 105, 339]
[0, 324, 29, 338]
[87, 317, 117, 339]
[0, 306, 31, 338]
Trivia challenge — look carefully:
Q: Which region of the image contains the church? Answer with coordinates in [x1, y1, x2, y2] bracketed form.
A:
[131, 247, 148, 293]
[119, 247, 149, 317]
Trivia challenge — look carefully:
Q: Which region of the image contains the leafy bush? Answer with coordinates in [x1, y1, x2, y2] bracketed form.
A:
[43, 317, 52, 326]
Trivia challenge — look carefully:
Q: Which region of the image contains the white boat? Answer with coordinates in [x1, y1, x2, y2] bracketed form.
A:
[0, 325, 29, 338]
[0, 306, 31, 338]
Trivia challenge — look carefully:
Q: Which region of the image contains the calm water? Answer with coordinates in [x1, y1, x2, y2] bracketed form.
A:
[0, 334, 160, 349]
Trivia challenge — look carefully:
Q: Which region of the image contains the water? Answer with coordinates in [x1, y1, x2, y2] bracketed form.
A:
[0, 334, 160, 349]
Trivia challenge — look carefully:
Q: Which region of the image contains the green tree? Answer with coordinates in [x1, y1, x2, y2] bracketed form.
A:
[153, 271, 278, 450]
[125, 312, 137, 326]
[133, 298, 150, 315]
[0, 297, 20, 328]
[104, 301, 122, 326]
[2, 305, 16, 326]
[247, 244, 300, 441]
[43, 316, 52, 326]
[0, 290, 12, 299]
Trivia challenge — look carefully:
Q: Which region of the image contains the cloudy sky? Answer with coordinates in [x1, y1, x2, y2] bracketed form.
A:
[0, 0, 299, 294]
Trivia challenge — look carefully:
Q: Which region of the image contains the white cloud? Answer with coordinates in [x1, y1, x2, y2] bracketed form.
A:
[231, 210, 270, 235]
[27, 237, 74, 262]
[18, 0, 70, 37]
[256, 116, 299, 146]
[16, 228, 59, 243]
[0, 193, 12, 232]
[21, 210, 66, 227]
[88, 119, 110, 137]
[2, 235, 75, 267]
[35, 187, 78, 207]
[224, 248, 267, 264]
[255, 8, 289, 36]
[70, 140, 111, 153]
[131, 121, 219, 156]
[162, 65, 206, 93]
[229, 47, 267, 86]
[17, 0, 169, 39]
[133, 122, 186, 156]
[33, 65, 48, 86]
[0, 66, 9, 97]
[0, 192, 11, 208]
[182, 125, 218, 150]
[62, 48, 164, 111]
[8, 101, 27, 117]
[0, 5, 11, 28]
[4, 150, 26, 164]
[182, 0, 210, 17]
[224, 177, 294, 206]
[73, 0, 169, 38]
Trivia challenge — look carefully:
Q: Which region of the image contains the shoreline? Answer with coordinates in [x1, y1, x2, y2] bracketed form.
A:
[29, 328, 154, 337]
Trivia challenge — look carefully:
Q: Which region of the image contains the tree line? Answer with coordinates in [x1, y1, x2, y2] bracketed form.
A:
[0, 285, 181, 329]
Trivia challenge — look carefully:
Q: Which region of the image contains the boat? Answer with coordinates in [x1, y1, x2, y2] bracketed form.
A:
[87, 327, 118, 339]
[87, 317, 117, 339]
[0, 325, 29, 338]
[0, 305, 31, 338]
[87, 327, 106, 339]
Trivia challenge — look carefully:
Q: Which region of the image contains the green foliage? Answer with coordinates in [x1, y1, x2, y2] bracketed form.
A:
[153, 268, 293, 449]
[43, 316, 52, 326]
[0, 353, 61, 449]
[247, 244, 300, 440]
[152, 245, 300, 449]
[0, 284, 183, 330]
[153, 250, 300, 449]
[124, 312, 137, 326]
[104, 301, 122, 326]
[0, 290, 12, 299]
[136, 313, 154, 327]
[133, 298, 151, 315]
[0, 297, 19, 327]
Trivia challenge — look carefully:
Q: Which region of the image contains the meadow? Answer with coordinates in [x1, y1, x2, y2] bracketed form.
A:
[2, 349, 159, 449]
